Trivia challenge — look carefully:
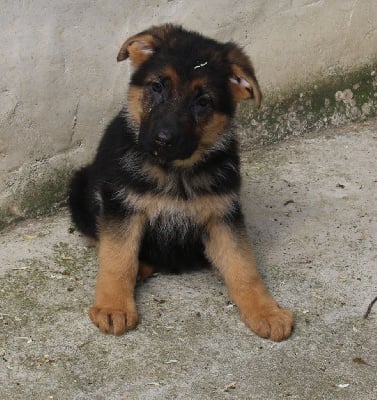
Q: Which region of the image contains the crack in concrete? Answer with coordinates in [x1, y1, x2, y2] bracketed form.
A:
[70, 100, 80, 145]
[6, 102, 21, 123]
[347, 0, 358, 28]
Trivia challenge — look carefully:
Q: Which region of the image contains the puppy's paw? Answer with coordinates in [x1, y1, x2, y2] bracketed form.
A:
[88, 306, 139, 336]
[244, 306, 294, 341]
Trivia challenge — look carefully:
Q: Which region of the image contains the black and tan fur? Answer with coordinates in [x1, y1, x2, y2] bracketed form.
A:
[69, 24, 294, 341]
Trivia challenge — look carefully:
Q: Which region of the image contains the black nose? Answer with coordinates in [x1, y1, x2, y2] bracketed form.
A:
[154, 129, 173, 146]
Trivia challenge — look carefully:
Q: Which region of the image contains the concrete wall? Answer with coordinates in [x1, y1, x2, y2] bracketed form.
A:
[1, 0, 377, 223]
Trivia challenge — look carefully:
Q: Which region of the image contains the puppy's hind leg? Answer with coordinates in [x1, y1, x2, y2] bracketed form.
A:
[137, 262, 156, 283]
[68, 166, 100, 239]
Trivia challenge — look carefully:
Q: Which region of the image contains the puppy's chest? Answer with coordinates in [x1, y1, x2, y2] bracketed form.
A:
[145, 211, 199, 244]
[125, 191, 234, 226]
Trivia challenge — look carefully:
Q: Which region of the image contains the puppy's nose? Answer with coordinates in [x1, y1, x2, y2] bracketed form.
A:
[155, 129, 173, 146]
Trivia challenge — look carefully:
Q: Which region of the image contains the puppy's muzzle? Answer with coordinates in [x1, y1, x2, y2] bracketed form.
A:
[154, 129, 173, 148]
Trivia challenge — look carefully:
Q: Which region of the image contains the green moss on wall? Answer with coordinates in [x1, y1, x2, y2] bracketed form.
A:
[0, 167, 71, 229]
[19, 168, 71, 216]
[237, 63, 377, 148]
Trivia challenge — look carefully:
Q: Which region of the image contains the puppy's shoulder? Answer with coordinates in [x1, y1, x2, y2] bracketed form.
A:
[94, 113, 135, 163]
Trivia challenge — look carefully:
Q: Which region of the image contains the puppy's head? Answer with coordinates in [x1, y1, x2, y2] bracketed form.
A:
[118, 24, 262, 166]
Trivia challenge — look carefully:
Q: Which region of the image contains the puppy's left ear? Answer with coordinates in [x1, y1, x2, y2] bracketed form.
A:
[226, 43, 262, 108]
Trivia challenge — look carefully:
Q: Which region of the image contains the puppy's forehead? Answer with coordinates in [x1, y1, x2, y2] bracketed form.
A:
[170, 46, 226, 77]
[151, 38, 227, 76]
[148, 50, 227, 85]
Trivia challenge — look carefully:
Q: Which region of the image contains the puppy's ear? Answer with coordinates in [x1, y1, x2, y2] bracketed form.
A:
[226, 43, 262, 108]
[117, 24, 175, 68]
[117, 33, 157, 66]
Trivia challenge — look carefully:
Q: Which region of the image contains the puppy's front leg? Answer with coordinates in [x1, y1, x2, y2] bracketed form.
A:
[205, 220, 294, 341]
[88, 214, 145, 335]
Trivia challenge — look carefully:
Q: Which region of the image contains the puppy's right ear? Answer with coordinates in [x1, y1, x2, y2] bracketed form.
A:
[117, 33, 157, 67]
[117, 24, 175, 67]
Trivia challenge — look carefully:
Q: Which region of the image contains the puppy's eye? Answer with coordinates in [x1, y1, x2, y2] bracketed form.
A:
[151, 81, 163, 93]
[197, 95, 212, 108]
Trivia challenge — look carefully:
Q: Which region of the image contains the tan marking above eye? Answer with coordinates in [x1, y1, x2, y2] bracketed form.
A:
[190, 77, 207, 91]
[162, 66, 180, 88]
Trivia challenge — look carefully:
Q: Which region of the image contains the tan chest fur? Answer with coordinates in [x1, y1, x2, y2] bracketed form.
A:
[126, 192, 236, 226]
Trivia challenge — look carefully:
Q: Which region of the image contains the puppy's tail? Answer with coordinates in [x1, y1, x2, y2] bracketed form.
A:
[68, 166, 99, 239]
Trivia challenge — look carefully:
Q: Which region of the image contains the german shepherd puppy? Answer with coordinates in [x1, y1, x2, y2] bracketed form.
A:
[69, 24, 294, 341]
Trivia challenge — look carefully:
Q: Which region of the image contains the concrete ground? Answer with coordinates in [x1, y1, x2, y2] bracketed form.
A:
[0, 121, 376, 400]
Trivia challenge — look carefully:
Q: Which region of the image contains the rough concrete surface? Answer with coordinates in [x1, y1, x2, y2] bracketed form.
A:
[1, 121, 376, 399]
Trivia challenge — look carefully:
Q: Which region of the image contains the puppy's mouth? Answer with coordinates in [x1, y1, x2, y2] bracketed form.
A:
[149, 147, 173, 165]
[139, 129, 199, 165]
